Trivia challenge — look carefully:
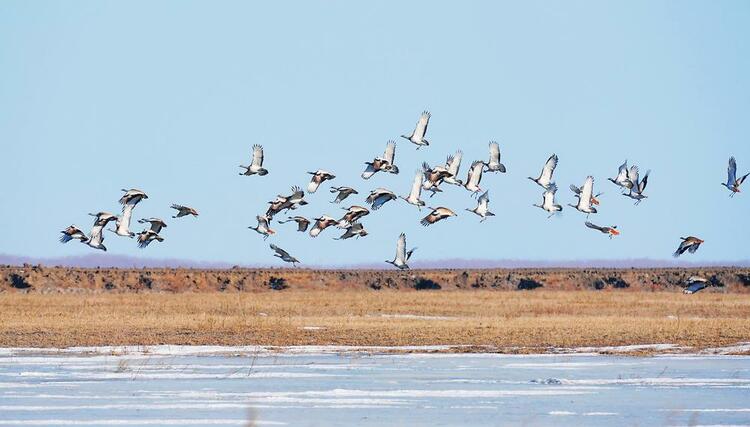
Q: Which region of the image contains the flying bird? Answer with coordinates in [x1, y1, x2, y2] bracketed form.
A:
[420, 206, 457, 226]
[568, 176, 597, 216]
[584, 221, 619, 239]
[138, 218, 167, 234]
[365, 188, 397, 210]
[443, 151, 464, 186]
[421, 162, 452, 197]
[329, 186, 358, 204]
[673, 236, 704, 258]
[622, 166, 650, 205]
[401, 111, 431, 149]
[569, 184, 602, 205]
[385, 233, 415, 270]
[362, 140, 399, 179]
[608, 160, 632, 191]
[484, 141, 506, 173]
[309, 215, 338, 238]
[270, 244, 300, 266]
[722, 156, 749, 196]
[111, 202, 137, 238]
[119, 188, 148, 206]
[464, 161, 484, 196]
[534, 184, 563, 218]
[528, 154, 558, 189]
[400, 170, 426, 210]
[170, 204, 198, 218]
[278, 216, 310, 232]
[59, 225, 87, 243]
[239, 144, 268, 176]
[307, 170, 336, 193]
[83, 212, 117, 251]
[136, 230, 164, 248]
[248, 215, 276, 240]
[334, 222, 368, 240]
[466, 190, 495, 222]
[266, 186, 308, 218]
[337, 205, 370, 228]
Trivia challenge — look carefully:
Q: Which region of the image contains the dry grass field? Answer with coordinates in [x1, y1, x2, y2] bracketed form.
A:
[2, 291, 749, 352]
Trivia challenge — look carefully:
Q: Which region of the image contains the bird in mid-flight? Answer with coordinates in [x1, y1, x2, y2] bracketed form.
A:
[239, 144, 268, 176]
[528, 154, 558, 189]
[483, 141, 506, 173]
[270, 244, 300, 266]
[466, 191, 494, 222]
[534, 184, 563, 218]
[722, 156, 748, 196]
[307, 170, 336, 193]
[401, 111, 431, 149]
[385, 233, 415, 270]
[362, 140, 399, 179]
[673, 236, 704, 258]
[170, 204, 199, 218]
[584, 221, 619, 239]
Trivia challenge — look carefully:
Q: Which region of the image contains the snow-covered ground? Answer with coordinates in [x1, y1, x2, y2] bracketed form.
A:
[1, 346, 749, 426]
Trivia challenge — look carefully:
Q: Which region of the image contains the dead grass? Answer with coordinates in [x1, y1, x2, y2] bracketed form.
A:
[1, 291, 749, 351]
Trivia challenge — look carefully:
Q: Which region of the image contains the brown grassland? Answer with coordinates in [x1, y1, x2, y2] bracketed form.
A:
[2, 291, 749, 353]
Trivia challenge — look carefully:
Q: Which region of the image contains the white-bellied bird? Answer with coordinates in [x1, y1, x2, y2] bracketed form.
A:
[443, 151, 463, 186]
[334, 222, 368, 240]
[608, 160, 631, 191]
[528, 154, 558, 189]
[239, 144, 268, 176]
[622, 166, 650, 205]
[119, 188, 148, 206]
[401, 111, 431, 149]
[60, 225, 87, 243]
[568, 176, 597, 216]
[136, 230, 164, 248]
[337, 205, 370, 228]
[400, 170, 426, 210]
[466, 191, 494, 222]
[385, 233, 415, 270]
[138, 218, 167, 234]
[249, 215, 276, 240]
[484, 141, 506, 173]
[534, 183, 563, 218]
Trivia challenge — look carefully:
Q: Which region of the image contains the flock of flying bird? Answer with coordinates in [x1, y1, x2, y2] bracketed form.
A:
[60, 111, 749, 268]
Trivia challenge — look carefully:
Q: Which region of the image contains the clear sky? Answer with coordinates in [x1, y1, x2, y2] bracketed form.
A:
[1, 1, 748, 266]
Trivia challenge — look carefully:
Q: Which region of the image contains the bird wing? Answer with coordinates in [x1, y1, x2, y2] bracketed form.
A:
[270, 244, 290, 258]
[396, 233, 406, 262]
[478, 190, 489, 207]
[585, 221, 604, 232]
[88, 224, 104, 246]
[307, 176, 322, 193]
[627, 165, 639, 187]
[616, 160, 628, 182]
[118, 203, 135, 233]
[413, 111, 430, 140]
[170, 204, 185, 211]
[638, 170, 650, 193]
[728, 157, 737, 185]
[468, 161, 483, 187]
[446, 150, 462, 176]
[252, 144, 264, 167]
[540, 154, 558, 183]
[409, 171, 423, 200]
[384, 140, 396, 164]
[361, 163, 377, 179]
[569, 184, 581, 195]
[488, 141, 500, 163]
[580, 176, 594, 205]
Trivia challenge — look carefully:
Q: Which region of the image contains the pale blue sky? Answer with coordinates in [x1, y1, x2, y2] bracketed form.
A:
[1, 1, 748, 266]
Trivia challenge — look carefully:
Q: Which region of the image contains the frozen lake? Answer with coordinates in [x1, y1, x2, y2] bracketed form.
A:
[1, 347, 749, 426]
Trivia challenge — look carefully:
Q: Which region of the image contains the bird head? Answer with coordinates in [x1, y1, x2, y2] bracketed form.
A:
[609, 228, 620, 236]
